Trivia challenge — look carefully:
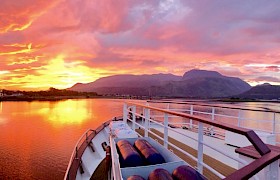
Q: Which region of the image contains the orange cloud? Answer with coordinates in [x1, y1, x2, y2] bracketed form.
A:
[0, 0, 60, 33]
[1, 55, 110, 90]
[0, 43, 32, 55]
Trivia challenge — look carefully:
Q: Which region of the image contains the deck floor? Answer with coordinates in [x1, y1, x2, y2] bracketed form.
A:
[136, 128, 236, 180]
[91, 159, 108, 180]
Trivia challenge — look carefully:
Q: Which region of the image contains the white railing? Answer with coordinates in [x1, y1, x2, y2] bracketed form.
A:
[110, 136, 122, 180]
[64, 128, 95, 180]
[64, 119, 112, 180]
[147, 100, 280, 145]
[124, 102, 280, 180]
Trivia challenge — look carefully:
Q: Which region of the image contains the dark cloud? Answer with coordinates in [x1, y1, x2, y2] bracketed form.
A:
[265, 66, 280, 72]
[254, 76, 280, 83]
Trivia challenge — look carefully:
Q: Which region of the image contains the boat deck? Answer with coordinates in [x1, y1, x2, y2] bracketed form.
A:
[90, 159, 108, 180]
[136, 128, 236, 180]
[65, 101, 280, 180]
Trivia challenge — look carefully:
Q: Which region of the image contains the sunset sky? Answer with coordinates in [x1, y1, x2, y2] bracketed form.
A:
[0, 0, 280, 90]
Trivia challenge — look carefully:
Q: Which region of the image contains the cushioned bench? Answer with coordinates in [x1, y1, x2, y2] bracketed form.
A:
[134, 139, 165, 165]
[128, 165, 207, 180]
[117, 140, 144, 168]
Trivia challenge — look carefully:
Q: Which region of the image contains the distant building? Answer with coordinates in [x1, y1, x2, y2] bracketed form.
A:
[0, 90, 3, 97]
[10, 93, 23, 97]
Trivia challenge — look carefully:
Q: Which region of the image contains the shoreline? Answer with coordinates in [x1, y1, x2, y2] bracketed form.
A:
[214, 98, 280, 103]
[0, 95, 101, 102]
[0, 95, 279, 103]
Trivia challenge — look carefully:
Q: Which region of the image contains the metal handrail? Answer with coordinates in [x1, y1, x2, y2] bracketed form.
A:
[148, 100, 280, 113]
[169, 106, 278, 124]
[125, 102, 280, 179]
[64, 128, 95, 180]
[149, 101, 280, 144]
[127, 108, 250, 178]
[64, 119, 112, 180]
[127, 102, 271, 155]
[146, 116, 248, 165]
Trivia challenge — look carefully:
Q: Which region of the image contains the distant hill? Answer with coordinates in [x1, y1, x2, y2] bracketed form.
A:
[69, 69, 251, 98]
[70, 74, 181, 94]
[238, 84, 280, 99]
[182, 69, 222, 79]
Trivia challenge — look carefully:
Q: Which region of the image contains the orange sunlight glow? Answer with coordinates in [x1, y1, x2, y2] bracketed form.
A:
[38, 100, 91, 126]
[0, 71, 10, 75]
[13, 55, 108, 90]
[7, 57, 39, 65]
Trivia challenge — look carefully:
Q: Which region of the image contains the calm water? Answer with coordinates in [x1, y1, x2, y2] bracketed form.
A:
[0, 99, 135, 180]
[0, 99, 279, 179]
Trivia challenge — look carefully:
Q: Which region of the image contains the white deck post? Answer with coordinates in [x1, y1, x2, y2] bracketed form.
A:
[211, 107, 215, 121]
[197, 122, 204, 173]
[164, 113, 168, 148]
[166, 103, 170, 110]
[210, 107, 215, 136]
[146, 102, 150, 131]
[144, 108, 150, 137]
[132, 106, 136, 130]
[148, 108, 151, 130]
[142, 108, 145, 125]
[190, 105, 193, 129]
[238, 110, 242, 127]
[123, 103, 127, 123]
[268, 160, 279, 180]
[272, 112, 276, 134]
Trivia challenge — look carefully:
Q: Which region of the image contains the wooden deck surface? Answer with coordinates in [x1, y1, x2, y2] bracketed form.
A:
[91, 159, 108, 180]
[136, 128, 236, 180]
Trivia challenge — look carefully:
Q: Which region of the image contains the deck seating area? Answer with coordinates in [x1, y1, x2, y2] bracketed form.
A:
[111, 136, 207, 180]
[136, 128, 236, 180]
[127, 165, 206, 180]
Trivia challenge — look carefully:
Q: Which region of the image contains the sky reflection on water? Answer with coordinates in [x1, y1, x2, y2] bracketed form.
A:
[0, 99, 278, 179]
[0, 99, 127, 179]
[38, 100, 91, 126]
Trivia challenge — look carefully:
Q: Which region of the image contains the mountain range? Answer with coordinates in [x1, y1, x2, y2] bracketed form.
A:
[238, 83, 280, 100]
[69, 69, 254, 98]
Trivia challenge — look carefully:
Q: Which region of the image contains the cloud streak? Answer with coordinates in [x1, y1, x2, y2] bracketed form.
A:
[0, 0, 280, 90]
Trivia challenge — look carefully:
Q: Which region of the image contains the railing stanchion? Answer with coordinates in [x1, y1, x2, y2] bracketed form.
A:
[238, 110, 242, 127]
[167, 103, 170, 110]
[144, 108, 150, 137]
[164, 113, 168, 148]
[123, 103, 127, 124]
[146, 102, 150, 131]
[210, 107, 215, 136]
[132, 106, 136, 130]
[211, 107, 215, 121]
[197, 122, 204, 174]
[190, 105, 193, 129]
[142, 108, 145, 125]
[273, 112, 276, 134]
[75, 147, 78, 159]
